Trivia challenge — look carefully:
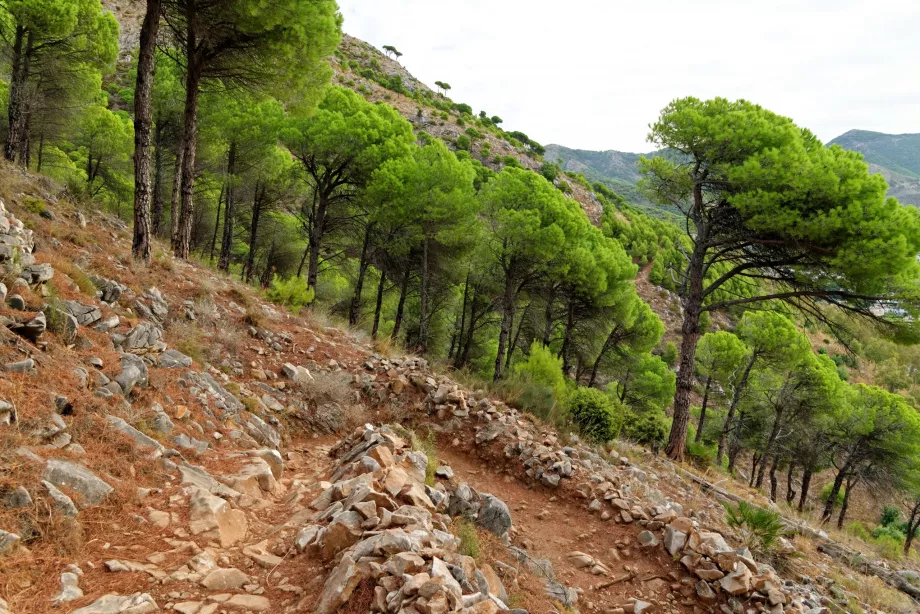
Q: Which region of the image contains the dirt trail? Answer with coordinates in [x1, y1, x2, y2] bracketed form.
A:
[438, 443, 700, 613]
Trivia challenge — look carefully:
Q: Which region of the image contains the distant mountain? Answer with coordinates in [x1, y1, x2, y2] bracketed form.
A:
[543, 144, 658, 213]
[828, 130, 920, 206]
[549, 130, 920, 210]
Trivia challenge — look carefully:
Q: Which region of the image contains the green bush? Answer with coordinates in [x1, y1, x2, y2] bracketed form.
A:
[881, 506, 901, 527]
[660, 341, 678, 366]
[723, 501, 786, 555]
[464, 127, 482, 140]
[565, 387, 624, 443]
[455, 135, 471, 151]
[872, 524, 906, 541]
[622, 411, 669, 447]
[557, 180, 571, 194]
[502, 155, 522, 169]
[872, 533, 904, 560]
[266, 275, 315, 312]
[846, 521, 871, 541]
[454, 102, 472, 115]
[514, 343, 566, 397]
[540, 162, 559, 182]
[686, 440, 717, 468]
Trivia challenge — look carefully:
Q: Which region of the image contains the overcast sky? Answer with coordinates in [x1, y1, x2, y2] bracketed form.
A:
[338, 0, 919, 153]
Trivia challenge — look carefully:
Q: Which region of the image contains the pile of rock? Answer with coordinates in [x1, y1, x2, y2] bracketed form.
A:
[0, 199, 36, 276]
[300, 425, 517, 614]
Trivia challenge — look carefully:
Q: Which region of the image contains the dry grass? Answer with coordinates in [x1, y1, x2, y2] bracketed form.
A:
[827, 568, 917, 614]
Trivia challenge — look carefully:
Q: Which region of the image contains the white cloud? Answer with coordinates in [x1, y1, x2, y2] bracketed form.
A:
[337, 0, 920, 152]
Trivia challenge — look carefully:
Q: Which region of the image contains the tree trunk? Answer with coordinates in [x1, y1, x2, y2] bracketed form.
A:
[589, 323, 622, 388]
[391, 267, 410, 341]
[173, 4, 201, 259]
[666, 229, 707, 461]
[244, 183, 264, 283]
[822, 463, 851, 522]
[130, 0, 161, 262]
[417, 235, 430, 352]
[169, 146, 185, 245]
[5, 26, 32, 163]
[717, 354, 756, 464]
[452, 273, 470, 368]
[798, 468, 813, 512]
[560, 298, 575, 376]
[152, 121, 165, 236]
[218, 141, 236, 271]
[208, 184, 224, 262]
[18, 110, 31, 167]
[542, 287, 555, 346]
[372, 269, 386, 340]
[306, 193, 329, 291]
[769, 456, 780, 502]
[493, 271, 516, 381]
[506, 302, 531, 372]
[904, 501, 920, 555]
[349, 224, 373, 326]
[837, 477, 855, 529]
[755, 407, 784, 489]
[750, 454, 760, 487]
[727, 410, 746, 473]
[695, 375, 712, 443]
[786, 463, 797, 505]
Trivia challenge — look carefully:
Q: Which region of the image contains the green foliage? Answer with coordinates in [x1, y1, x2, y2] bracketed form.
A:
[455, 135, 471, 151]
[846, 521, 872, 541]
[266, 275, 315, 312]
[660, 341, 677, 366]
[540, 162, 559, 182]
[881, 506, 902, 527]
[565, 387, 625, 443]
[723, 501, 786, 555]
[455, 519, 480, 558]
[821, 483, 845, 507]
[622, 411, 669, 447]
[686, 440, 717, 468]
[454, 103, 473, 115]
[514, 343, 567, 399]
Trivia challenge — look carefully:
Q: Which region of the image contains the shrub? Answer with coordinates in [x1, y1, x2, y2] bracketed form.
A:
[660, 341, 678, 366]
[686, 440, 716, 468]
[502, 155, 522, 169]
[455, 135, 471, 151]
[622, 411, 669, 448]
[266, 274, 314, 312]
[723, 501, 786, 555]
[557, 180, 571, 194]
[465, 127, 482, 140]
[454, 102, 472, 115]
[872, 533, 904, 560]
[872, 524, 906, 541]
[565, 387, 624, 443]
[455, 519, 480, 558]
[540, 162, 559, 182]
[881, 506, 901, 528]
[514, 342, 566, 398]
[847, 521, 872, 541]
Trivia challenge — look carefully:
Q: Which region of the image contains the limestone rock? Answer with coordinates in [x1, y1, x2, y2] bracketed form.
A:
[42, 459, 113, 506]
[188, 488, 247, 547]
[69, 593, 158, 614]
[200, 567, 248, 590]
[477, 494, 512, 537]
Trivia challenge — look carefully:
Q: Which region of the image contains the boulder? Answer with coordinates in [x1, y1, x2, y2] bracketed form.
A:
[477, 494, 512, 537]
[106, 416, 162, 454]
[0, 529, 19, 555]
[315, 554, 362, 614]
[41, 459, 113, 506]
[200, 567, 248, 590]
[159, 349, 192, 368]
[43, 480, 78, 516]
[188, 488, 247, 547]
[718, 564, 753, 595]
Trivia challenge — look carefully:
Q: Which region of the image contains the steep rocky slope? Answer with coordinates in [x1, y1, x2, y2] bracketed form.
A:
[0, 164, 917, 613]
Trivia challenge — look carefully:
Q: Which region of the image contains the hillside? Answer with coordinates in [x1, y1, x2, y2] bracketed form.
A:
[829, 130, 920, 206]
[0, 161, 916, 614]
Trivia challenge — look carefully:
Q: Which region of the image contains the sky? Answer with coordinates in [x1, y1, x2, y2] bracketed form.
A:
[338, 0, 920, 153]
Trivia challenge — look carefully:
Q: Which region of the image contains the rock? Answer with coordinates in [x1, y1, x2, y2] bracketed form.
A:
[151, 411, 174, 435]
[319, 511, 364, 559]
[435, 465, 454, 479]
[159, 349, 192, 368]
[45, 306, 78, 343]
[116, 322, 165, 354]
[225, 595, 270, 611]
[663, 525, 687, 556]
[106, 416, 162, 453]
[294, 525, 323, 552]
[633, 600, 654, 614]
[0, 529, 20, 555]
[6, 294, 24, 310]
[43, 480, 78, 516]
[718, 564, 753, 595]
[477, 494, 512, 536]
[638, 530, 659, 548]
[3, 358, 34, 373]
[52, 571, 83, 605]
[254, 449, 284, 479]
[69, 593, 158, 614]
[478, 564, 508, 604]
[188, 488, 247, 547]
[20, 263, 53, 284]
[94, 315, 120, 333]
[7, 311, 46, 342]
[200, 567, 248, 590]
[2, 486, 32, 509]
[695, 580, 717, 603]
[315, 554, 362, 614]
[91, 276, 124, 304]
[61, 301, 102, 326]
[42, 459, 113, 506]
[114, 354, 148, 395]
[0, 401, 15, 425]
[282, 363, 314, 385]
